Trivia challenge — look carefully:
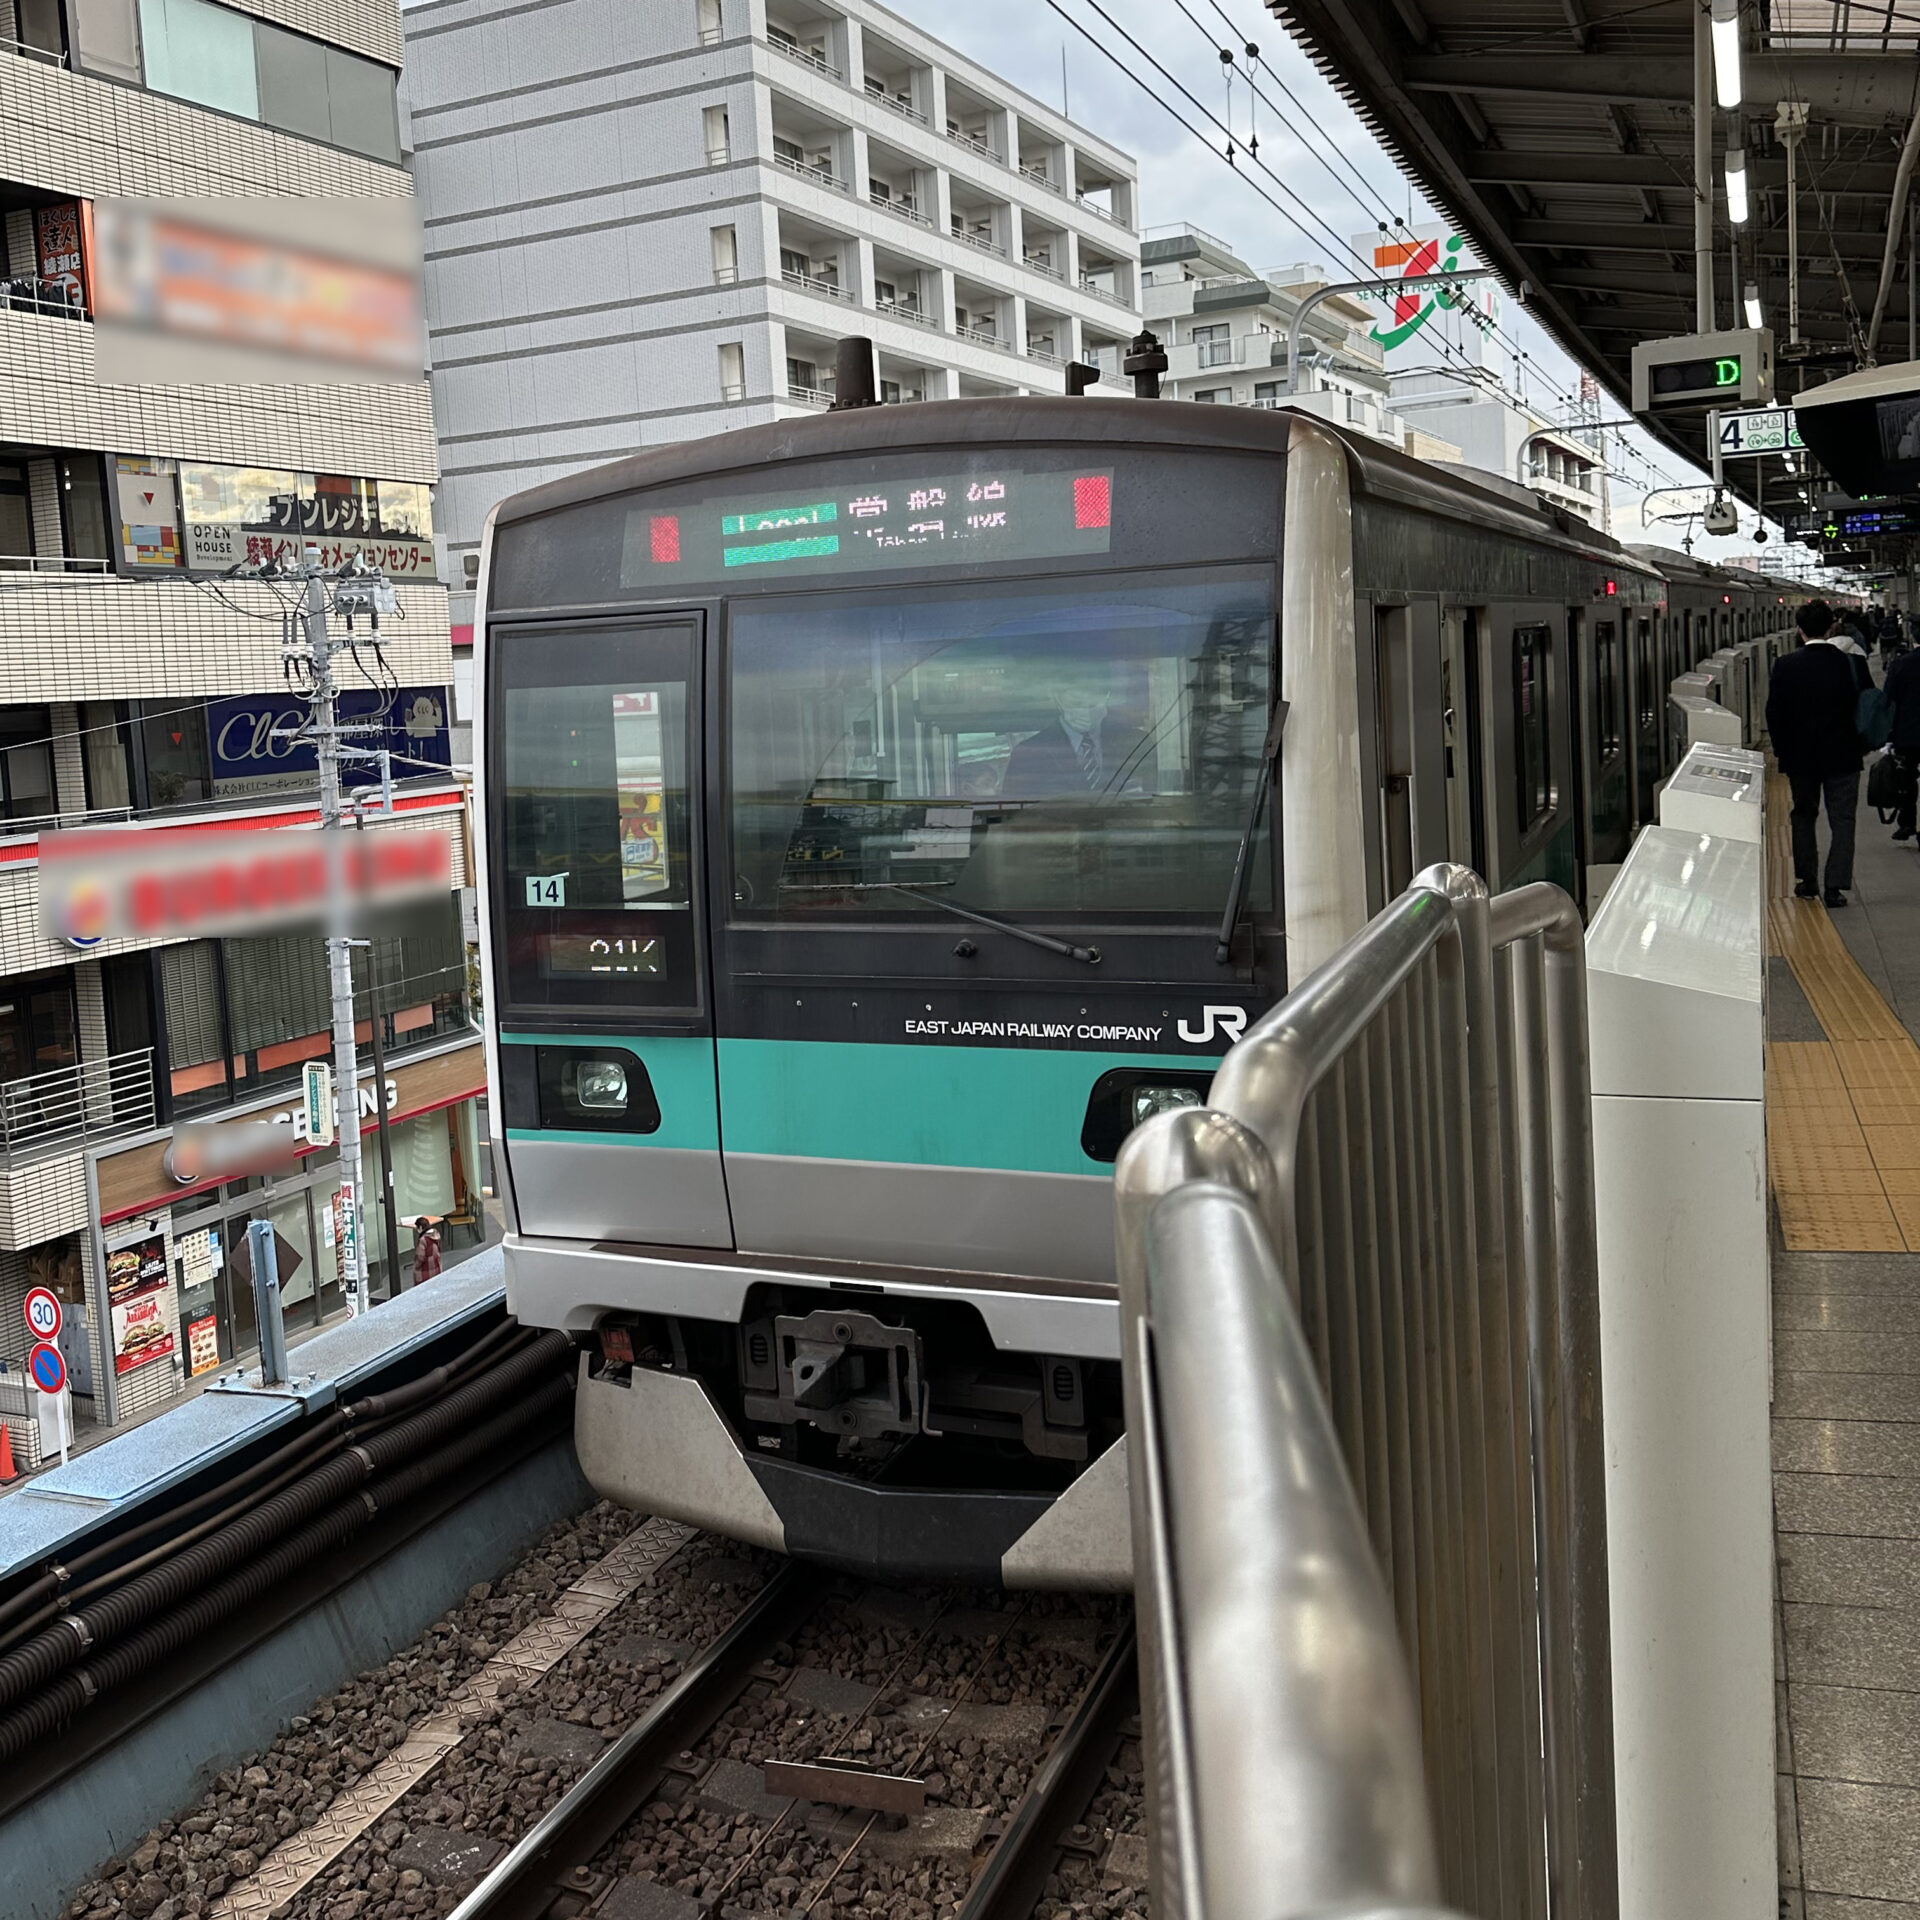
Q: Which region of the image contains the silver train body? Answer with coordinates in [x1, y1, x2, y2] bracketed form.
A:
[473, 401, 1803, 1586]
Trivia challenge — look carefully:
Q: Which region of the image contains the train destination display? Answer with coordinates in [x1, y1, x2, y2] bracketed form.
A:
[622, 468, 1113, 585]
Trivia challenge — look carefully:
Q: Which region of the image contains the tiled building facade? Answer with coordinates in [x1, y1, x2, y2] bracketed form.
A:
[0, 0, 481, 1462]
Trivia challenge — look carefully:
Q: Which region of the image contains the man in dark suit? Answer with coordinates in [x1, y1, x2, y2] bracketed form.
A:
[1886, 640, 1920, 840]
[1001, 664, 1152, 800]
[1766, 600, 1865, 907]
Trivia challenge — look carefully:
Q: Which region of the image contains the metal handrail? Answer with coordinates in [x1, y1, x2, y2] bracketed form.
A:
[1, 276, 85, 319]
[0, 554, 112, 573]
[1115, 863, 1616, 1920]
[869, 188, 930, 225]
[772, 152, 846, 192]
[767, 34, 842, 78]
[0, 1047, 157, 1156]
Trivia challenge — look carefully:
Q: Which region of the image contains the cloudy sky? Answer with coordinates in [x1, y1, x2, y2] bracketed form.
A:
[879, 0, 1791, 563]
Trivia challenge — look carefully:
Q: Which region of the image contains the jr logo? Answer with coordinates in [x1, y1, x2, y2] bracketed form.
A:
[1177, 1005, 1249, 1047]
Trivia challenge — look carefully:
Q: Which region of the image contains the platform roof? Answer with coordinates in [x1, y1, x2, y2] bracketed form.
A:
[1267, 0, 1918, 495]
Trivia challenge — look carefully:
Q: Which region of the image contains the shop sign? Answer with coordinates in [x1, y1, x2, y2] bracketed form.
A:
[111, 1290, 174, 1375]
[105, 1235, 168, 1306]
[34, 201, 89, 311]
[275, 1077, 397, 1143]
[207, 687, 449, 799]
[39, 824, 453, 944]
[186, 1314, 221, 1378]
[114, 457, 182, 569]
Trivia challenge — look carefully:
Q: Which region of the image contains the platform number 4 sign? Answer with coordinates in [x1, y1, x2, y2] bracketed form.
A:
[525, 873, 568, 906]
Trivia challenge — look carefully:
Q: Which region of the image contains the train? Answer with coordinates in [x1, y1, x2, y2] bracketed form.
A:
[473, 386, 1807, 1587]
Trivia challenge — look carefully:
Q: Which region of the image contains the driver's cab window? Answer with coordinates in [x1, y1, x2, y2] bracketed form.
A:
[729, 574, 1273, 923]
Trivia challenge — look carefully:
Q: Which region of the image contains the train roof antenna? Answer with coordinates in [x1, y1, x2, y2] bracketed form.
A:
[1124, 329, 1168, 400]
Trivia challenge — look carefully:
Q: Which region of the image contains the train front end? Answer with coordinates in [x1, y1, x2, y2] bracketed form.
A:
[475, 401, 1298, 1586]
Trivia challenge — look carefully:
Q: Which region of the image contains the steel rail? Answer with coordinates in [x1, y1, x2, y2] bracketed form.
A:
[956, 1623, 1140, 1920]
[446, 1563, 829, 1920]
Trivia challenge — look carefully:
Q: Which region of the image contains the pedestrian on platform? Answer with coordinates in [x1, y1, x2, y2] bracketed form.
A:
[411, 1215, 442, 1284]
[1767, 599, 1865, 908]
[1886, 641, 1920, 841]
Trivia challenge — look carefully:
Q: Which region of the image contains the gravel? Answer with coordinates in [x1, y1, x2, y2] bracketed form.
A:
[60, 1512, 1149, 1920]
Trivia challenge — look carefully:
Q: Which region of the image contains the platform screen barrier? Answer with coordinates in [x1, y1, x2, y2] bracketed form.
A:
[1115, 864, 1616, 1920]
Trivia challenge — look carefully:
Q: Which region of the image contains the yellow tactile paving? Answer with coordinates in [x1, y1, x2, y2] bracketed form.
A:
[1764, 772, 1920, 1250]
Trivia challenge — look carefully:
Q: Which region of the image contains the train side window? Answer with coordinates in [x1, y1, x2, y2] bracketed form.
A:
[1594, 621, 1622, 759]
[1512, 624, 1552, 832]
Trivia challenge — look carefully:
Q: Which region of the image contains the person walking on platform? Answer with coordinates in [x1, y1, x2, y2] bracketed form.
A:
[1887, 641, 1920, 840]
[1767, 599, 1865, 907]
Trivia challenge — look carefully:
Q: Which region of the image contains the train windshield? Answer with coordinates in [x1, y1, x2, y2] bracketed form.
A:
[729, 571, 1272, 921]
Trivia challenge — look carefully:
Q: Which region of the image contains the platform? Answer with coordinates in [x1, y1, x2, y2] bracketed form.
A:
[1767, 779, 1920, 1913]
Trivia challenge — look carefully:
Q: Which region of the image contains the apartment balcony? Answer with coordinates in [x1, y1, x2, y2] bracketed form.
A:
[768, 31, 844, 80]
[945, 127, 1004, 164]
[955, 322, 1006, 350]
[868, 88, 927, 125]
[0, 1049, 156, 1162]
[1197, 339, 1237, 368]
[869, 188, 930, 227]
[877, 298, 938, 329]
[1020, 164, 1063, 196]
[1077, 196, 1133, 233]
[787, 384, 834, 407]
[1078, 279, 1132, 309]
[952, 225, 1008, 259]
[773, 152, 850, 194]
[1026, 340, 1061, 364]
[782, 267, 851, 300]
[1, 277, 84, 320]
[1022, 252, 1065, 282]
[0, 553, 110, 576]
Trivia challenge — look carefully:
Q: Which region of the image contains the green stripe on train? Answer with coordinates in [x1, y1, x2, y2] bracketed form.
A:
[499, 1032, 721, 1152]
[500, 1034, 1197, 1173]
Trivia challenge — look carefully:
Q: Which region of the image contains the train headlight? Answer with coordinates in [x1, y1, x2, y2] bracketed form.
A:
[573, 1059, 629, 1111]
[1132, 1084, 1205, 1126]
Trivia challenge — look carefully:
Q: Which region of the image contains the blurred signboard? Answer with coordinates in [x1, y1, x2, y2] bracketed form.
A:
[40, 823, 453, 944]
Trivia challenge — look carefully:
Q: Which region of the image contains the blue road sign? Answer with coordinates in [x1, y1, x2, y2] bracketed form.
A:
[28, 1342, 67, 1394]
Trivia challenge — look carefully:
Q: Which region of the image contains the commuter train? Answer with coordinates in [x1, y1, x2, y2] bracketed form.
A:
[474, 394, 1803, 1587]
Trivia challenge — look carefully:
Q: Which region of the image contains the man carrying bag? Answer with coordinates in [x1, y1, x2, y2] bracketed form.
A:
[1767, 600, 1866, 907]
[1885, 641, 1920, 841]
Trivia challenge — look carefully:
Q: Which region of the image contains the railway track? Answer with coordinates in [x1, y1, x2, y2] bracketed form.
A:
[65, 1513, 1144, 1920]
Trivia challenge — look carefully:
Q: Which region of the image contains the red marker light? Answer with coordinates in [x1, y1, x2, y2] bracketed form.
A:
[1072, 474, 1110, 530]
[1605, 579, 1617, 595]
[650, 515, 681, 564]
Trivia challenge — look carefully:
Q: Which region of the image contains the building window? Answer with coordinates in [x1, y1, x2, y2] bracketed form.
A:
[704, 104, 731, 163]
[0, 706, 55, 822]
[718, 341, 745, 401]
[0, 462, 30, 569]
[1193, 388, 1231, 404]
[81, 700, 134, 812]
[711, 224, 738, 284]
[105, 0, 401, 160]
[1253, 381, 1281, 404]
[0, 970, 78, 1085]
[696, 0, 722, 40]
[1512, 624, 1553, 832]
[135, 700, 213, 808]
[59, 455, 112, 564]
[161, 940, 229, 1111]
[1193, 323, 1232, 368]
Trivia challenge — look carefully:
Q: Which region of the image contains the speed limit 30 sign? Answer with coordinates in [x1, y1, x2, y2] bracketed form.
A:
[22, 1287, 61, 1343]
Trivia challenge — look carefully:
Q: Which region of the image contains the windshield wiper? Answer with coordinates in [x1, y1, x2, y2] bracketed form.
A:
[879, 884, 1102, 966]
[1215, 700, 1289, 966]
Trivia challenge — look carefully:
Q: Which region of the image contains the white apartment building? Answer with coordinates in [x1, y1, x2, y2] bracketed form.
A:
[399, 0, 1143, 627]
[0, 0, 479, 1451]
[1389, 366, 1610, 528]
[1139, 225, 1461, 462]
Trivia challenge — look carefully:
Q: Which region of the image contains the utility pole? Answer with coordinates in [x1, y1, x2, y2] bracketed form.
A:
[298, 543, 370, 1318]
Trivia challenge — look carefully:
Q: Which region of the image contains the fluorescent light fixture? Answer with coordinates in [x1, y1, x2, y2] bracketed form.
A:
[1725, 148, 1749, 225]
[1744, 282, 1763, 327]
[1711, 0, 1743, 107]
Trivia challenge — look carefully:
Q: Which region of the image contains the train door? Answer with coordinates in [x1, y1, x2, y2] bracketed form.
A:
[1564, 608, 1591, 907]
[1439, 607, 1485, 876]
[1586, 616, 1630, 872]
[1632, 613, 1660, 820]
[487, 612, 733, 1248]
[1373, 605, 1416, 897]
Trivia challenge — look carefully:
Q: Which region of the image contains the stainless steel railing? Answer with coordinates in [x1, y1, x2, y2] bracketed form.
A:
[0, 1047, 157, 1156]
[1115, 863, 1616, 1920]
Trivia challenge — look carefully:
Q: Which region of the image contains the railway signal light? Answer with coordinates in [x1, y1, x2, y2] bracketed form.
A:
[1632, 328, 1774, 412]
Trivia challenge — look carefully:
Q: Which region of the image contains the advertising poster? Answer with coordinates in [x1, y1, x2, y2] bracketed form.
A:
[34, 201, 88, 310]
[112, 1289, 175, 1375]
[186, 1314, 221, 1378]
[104, 1234, 168, 1306]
